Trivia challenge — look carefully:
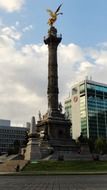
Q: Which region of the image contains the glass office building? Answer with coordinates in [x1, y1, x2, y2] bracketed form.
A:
[0, 120, 27, 153]
[65, 80, 107, 140]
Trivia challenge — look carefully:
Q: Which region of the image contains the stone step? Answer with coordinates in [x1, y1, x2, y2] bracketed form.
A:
[0, 160, 28, 172]
[44, 151, 93, 160]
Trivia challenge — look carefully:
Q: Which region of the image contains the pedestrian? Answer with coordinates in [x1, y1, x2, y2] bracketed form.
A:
[16, 164, 20, 172]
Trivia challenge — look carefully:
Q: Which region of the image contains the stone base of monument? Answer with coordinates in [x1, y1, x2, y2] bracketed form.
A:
[25, 137, 41, 161]
[47, 149, 92, 161]
[78, 143, 90, 155]
[37, 112, 76, 153]
[39, 139, 53, 158]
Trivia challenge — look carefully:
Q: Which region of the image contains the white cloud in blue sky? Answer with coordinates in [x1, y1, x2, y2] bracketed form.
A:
[1, 26, 21, 40]
[0, 0, 25, 12]
[22, 25, 33, 32]
[0, 1, 107, 125]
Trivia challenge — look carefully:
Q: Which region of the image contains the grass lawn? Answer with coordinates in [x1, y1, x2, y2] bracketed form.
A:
[23, 160, 107, 172]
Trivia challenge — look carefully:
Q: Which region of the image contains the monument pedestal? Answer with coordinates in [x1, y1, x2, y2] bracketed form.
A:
[25, 136, 41, 161]
[25, 117, 41, 161]
[37, 111, 74, 151]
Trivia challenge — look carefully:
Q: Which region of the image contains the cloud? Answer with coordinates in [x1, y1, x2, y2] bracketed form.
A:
[1, 26, 21, 40]
[22, 25, 33, 32]
[0, 0, 25, 12]
[0, 26, 48, 124]
[0, 24, 107, 125]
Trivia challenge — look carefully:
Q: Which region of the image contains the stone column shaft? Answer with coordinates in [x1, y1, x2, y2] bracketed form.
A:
[44, 27, 62, 113]
[48, 43, 58, 111]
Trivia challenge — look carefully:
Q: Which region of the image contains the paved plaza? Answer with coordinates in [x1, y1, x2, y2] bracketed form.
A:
[0, 175, 107, 190]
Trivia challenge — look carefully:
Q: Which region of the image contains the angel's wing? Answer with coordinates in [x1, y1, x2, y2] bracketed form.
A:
[47, 9, 53, 16]
[55, 4, 62, 13]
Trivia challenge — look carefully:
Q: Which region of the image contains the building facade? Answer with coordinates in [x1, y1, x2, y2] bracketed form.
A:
[65, 80, 107, 140]
[0, 120, 27, 153]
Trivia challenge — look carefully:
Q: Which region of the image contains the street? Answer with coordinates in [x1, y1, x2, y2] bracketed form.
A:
[0, 175, 107, 190]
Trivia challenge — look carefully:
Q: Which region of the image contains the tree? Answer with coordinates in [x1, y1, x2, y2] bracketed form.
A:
[77, 133, 87, 144]
[14, 140, 20, 154]
[95, 137, 106, 154]
[22, 132, 29, 147]
[88, 138, 95, 153]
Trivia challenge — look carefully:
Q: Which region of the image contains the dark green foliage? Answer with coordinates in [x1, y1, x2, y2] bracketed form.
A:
[58, 155, 64, 161]
[22, 132, 29, 147]
[88, 138, 95, 153]
[7, 148, 15, 155]
[14, 140, 20, 154]
[77, 133, 88, 144]
[95, 137, 107, 154]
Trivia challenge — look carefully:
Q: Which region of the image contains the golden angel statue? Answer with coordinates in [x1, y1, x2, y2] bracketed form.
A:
[47, 4, 63, 26]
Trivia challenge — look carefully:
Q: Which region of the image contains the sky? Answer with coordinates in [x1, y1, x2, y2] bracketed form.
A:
[0, 0, 107, 126]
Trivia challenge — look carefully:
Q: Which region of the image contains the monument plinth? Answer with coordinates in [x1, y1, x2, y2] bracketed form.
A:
[25, 116, 41, 160]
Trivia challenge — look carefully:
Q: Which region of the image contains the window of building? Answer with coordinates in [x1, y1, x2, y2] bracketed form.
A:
[72, 87, 77, 95]
[80, 84, 85, 94]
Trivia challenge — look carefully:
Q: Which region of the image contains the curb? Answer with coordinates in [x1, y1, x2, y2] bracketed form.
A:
[1, 171, 107, 176]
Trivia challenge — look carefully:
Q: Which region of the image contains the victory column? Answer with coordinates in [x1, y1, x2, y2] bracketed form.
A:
[25, 5, 90, 160]
[37, 5, 72, 152]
